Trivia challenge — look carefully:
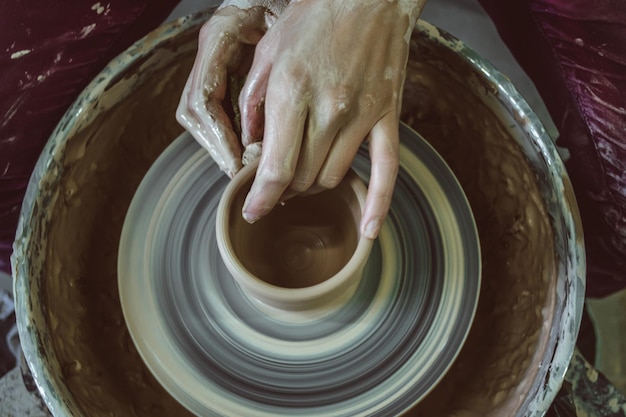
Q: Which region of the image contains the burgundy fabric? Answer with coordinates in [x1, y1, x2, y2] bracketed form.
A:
[477, 0, 626, 297]
[0, 1, 180, 274]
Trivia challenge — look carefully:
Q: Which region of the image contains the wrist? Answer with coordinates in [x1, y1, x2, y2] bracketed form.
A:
[397, 0, 426, 26]
[219, 0, 290, 14]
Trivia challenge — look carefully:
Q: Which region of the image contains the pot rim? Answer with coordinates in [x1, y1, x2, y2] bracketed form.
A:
[215, 158, 374, 311]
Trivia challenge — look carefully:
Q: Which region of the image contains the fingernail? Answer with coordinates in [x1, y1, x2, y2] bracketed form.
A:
[242, 192, 259, 224]
[242, 210, 258, 224]
[363, 218, 381, 240]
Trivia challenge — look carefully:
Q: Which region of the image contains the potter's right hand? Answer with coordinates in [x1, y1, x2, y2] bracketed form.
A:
[176, 1, 289, 178]
[238, 0, 424, 240]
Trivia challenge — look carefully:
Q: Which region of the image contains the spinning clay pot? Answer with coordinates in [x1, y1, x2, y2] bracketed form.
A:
[216, 160, 374, 313]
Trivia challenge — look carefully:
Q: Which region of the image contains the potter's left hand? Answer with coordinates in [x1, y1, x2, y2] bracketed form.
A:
[240, 0, 424, 239]
[176, 1, 289, 177]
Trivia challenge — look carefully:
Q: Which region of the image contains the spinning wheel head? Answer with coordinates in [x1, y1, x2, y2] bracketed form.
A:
[117, 125, 481, 416]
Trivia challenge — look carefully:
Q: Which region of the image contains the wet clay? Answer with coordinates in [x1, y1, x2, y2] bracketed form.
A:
[38, 26, 554, 416]
[40, 33, 197, 416]
[403, 36, 555, 416]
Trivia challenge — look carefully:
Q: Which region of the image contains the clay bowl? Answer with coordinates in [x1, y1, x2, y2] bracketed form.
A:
[12, 8, 584, 417]
[216, 160, 373, 313]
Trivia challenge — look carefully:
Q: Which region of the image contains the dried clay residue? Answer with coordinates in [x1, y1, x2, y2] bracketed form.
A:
[403, 37, 556, 417]
[41, 40, 197, 416]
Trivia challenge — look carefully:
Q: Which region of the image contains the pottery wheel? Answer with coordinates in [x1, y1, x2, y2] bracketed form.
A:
[118, 122, 481, 416]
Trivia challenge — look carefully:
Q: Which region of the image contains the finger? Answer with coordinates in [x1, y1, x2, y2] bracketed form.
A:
[176, 79, 242, 177]
[288, 125, 339, 194]
[239, 38, 274, 147]
[177, 75, 243, 176]
[360, 113, 399, 240]
[190, 21, 235, 110]
[177, 10, 268, 177]
[176, 25, 244, 175]
[315, 118, 374, 191]
[241, 72, 309, 223]
[279, 116, 346, 202]
[288, 86, 353, 193]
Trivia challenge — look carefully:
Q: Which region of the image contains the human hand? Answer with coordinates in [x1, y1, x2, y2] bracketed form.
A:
[176, 0, 289, 177]
[239, 0, 424, 239]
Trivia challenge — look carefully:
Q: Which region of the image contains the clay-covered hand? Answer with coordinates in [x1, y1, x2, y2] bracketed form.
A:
[176, 0, 289, 177]
[240, 0, 424, 239]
